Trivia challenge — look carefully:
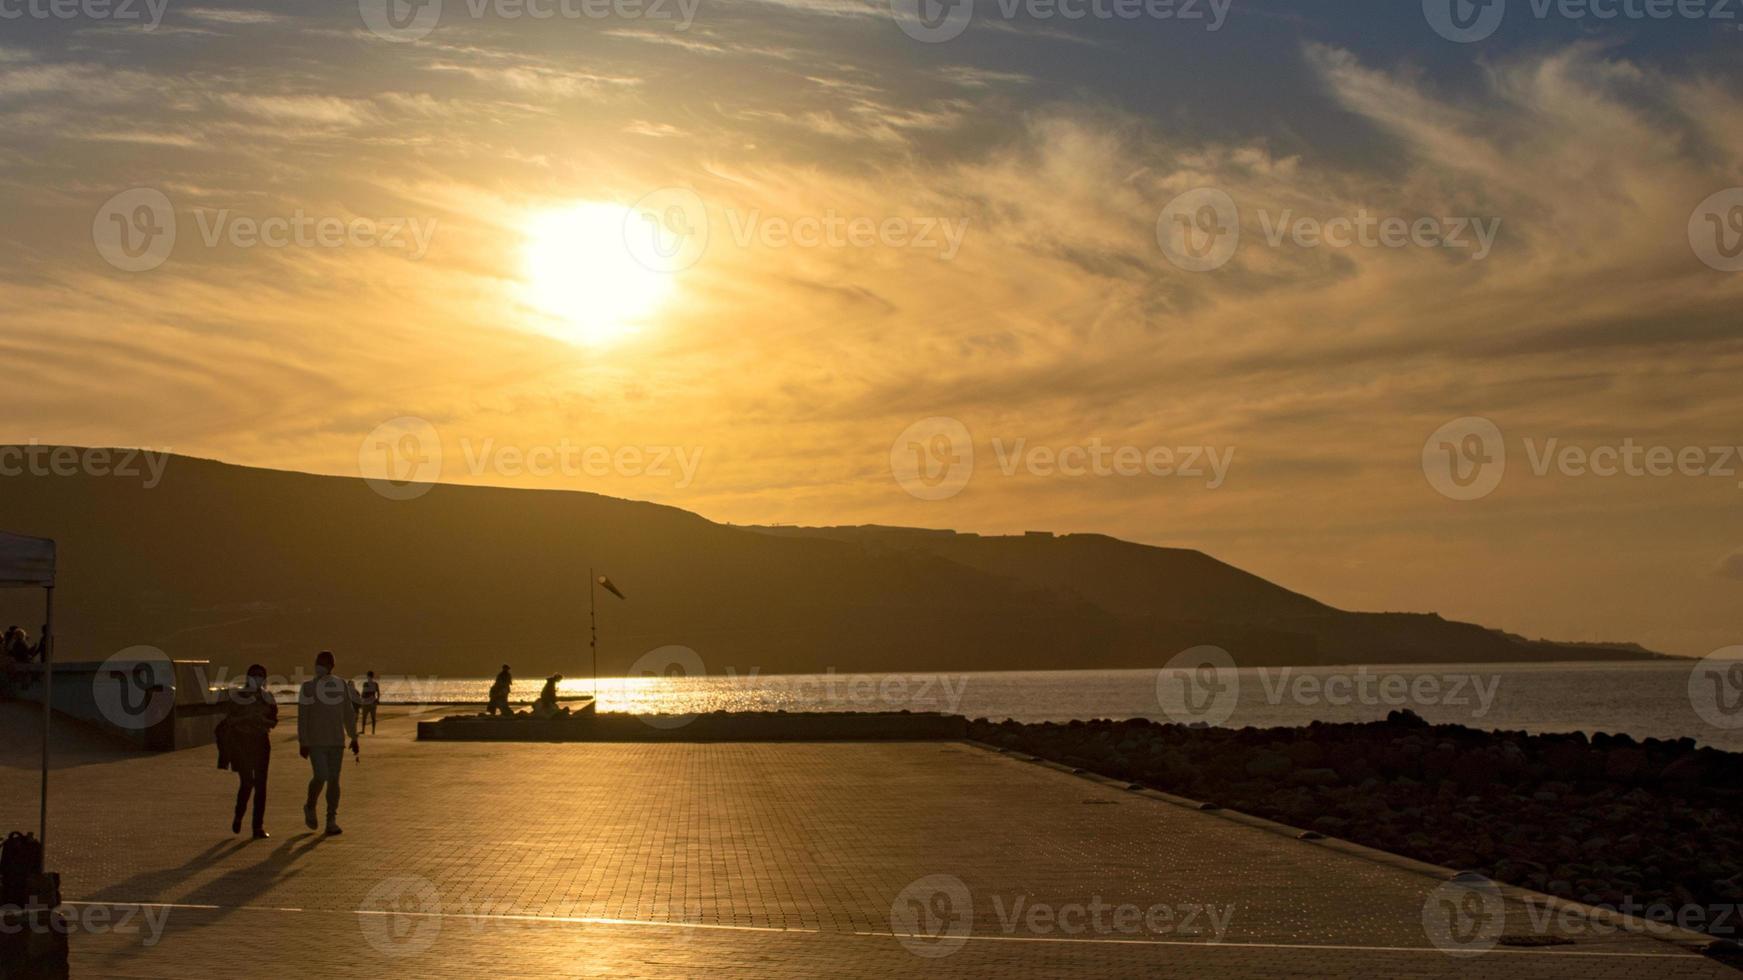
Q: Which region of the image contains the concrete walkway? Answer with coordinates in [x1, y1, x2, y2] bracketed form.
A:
[0, 705, 1731, 978]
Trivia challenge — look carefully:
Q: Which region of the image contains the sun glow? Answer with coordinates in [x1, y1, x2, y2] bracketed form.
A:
[521, 203, 674, 346]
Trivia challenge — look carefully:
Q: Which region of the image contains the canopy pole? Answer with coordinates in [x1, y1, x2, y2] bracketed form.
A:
[39, 584, 53, 871]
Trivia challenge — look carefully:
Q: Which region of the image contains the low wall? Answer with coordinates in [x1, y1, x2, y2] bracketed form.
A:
[3, 658, 222, 750]
[418, 710, 970, 742]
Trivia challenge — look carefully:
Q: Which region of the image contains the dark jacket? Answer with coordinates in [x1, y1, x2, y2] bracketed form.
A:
[216, 686, 278, 772]
[3, 633, 36, 665]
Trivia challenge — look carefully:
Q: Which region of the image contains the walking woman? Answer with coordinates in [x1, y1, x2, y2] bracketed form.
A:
[219, 664, 279, 839]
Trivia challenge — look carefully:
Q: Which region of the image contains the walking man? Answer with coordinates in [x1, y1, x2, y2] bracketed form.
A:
[487, 664, 513, 716]
[359, 670, 380, 735]
[298, 650, 359, 835]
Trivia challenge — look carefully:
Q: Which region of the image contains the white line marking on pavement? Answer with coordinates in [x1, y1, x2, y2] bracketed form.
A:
[63, 902, 1701, 958]
[67, 901, 816, 935]
[865, 932, 1696, 958]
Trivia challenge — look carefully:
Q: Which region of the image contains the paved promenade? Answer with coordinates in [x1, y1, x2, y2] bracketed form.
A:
[0, 705, 1731, 978]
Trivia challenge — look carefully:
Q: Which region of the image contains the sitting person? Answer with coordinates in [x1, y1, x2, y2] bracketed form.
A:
[535, 674, 563, 716]
[0, 628, 20, 698]
[3, 626, 38, 664]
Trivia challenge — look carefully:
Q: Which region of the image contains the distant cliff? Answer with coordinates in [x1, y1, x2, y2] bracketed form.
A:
[0, 450, 1664, 676]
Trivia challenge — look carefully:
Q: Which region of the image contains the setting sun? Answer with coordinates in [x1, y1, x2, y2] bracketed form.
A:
[521, 203, 674, 346]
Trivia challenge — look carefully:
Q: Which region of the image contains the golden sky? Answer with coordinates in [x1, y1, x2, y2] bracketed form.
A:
[1, 2, 1741, 655]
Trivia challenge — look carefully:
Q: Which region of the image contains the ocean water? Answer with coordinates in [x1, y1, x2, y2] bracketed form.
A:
[301, 660, 1743, 752]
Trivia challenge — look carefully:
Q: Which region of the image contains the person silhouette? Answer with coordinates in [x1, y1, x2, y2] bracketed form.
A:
[3, 626, 35, 663]
[359, 671, 380, 734]
[488, 664, 513, 716]
[219, 664, 278, 839]
[298, 651, 359, 835]
[536, 674, 562, 716]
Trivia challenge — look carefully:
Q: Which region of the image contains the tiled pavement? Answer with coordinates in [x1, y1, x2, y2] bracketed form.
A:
[0, 705, 1732, 978]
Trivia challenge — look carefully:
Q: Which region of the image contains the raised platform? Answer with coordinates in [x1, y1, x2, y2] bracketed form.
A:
[416, 709, 970, 742]
[3, 656, 222, 750]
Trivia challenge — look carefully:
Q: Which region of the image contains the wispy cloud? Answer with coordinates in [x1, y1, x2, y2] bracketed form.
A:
[182, 7, 287, 24]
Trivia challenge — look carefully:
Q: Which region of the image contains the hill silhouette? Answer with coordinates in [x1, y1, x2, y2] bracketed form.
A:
[0, 449, 1661, 677]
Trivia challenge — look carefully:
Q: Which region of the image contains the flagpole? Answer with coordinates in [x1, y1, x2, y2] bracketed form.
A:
[40, 584, 53, 870]
[589, 567, 598, 704]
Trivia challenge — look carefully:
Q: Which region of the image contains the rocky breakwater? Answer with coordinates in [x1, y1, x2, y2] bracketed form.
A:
[971, 711, 1743, 935]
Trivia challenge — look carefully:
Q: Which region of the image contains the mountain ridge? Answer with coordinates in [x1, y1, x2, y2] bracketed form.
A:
[0, 447, 1667, 675]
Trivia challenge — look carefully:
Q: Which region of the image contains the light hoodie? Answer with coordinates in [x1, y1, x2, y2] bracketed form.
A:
[298, 669, 359, 748]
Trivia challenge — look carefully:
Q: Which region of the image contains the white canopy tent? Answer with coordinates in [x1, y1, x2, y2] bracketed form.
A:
[1, 531, 55, 869]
